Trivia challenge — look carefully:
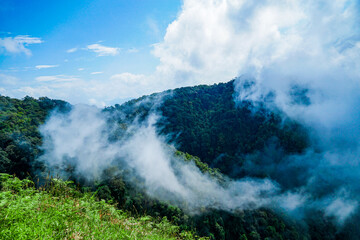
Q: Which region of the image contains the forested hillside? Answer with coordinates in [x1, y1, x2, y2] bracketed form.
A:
[109, 80, 308, 177]
[0, 96, 70, 177]
[0, 81, 353, 239]
[0, 174, 201, 240]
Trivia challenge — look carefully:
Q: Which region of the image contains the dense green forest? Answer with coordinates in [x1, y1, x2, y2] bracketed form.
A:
[109, 80, 308, 178]
[0, 96, 70, 177]
[0, 81, 353, 239]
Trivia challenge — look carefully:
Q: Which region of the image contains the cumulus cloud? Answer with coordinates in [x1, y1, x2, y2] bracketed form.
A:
[35, 65, 59, 70]
[153, 1, 300, 84]
[0, 35, 42, 56]
[86, 43, 120, 56]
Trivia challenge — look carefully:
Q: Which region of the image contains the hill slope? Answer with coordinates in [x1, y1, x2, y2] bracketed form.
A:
[109, 80, 308, 177]
[0, 81, 349, 240]
[0, 174, 201, 240]
[0, 96, 70, 177]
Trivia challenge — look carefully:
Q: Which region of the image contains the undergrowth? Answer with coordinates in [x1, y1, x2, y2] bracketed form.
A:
[0, 173, 204, 240]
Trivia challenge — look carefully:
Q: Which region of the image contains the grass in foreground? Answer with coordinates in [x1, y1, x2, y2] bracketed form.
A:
[0, 174, 203, 240]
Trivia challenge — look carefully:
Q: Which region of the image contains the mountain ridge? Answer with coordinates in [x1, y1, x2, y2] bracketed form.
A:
[0, 80, 353, 239]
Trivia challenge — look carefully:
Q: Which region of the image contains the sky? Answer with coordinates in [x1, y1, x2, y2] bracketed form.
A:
[1, 0, 359, 107]
[0, 0, 181, 106]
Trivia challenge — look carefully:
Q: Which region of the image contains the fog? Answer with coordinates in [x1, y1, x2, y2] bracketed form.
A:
[39, 105, 307, 214]
[37, 0, 360, 226]
[231, 0, 360, 225]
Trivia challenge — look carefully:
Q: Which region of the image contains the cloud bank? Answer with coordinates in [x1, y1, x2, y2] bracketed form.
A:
[154, 0, 359, 85]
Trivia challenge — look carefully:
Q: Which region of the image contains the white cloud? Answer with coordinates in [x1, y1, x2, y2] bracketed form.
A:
[8, 0, 360, 109]
[86, 43, 120, 56]
[150, 0, 354, 89]
[35, 65, 59, 69]
[152, 0, 307, 85]
[90, 71, 103, 75]
[0, 35, 42, 56]
[78, 68, 84, 71]
[67, 47, 78, 53]
[0, 74, 18, 85]
[35, 75, 80, 82]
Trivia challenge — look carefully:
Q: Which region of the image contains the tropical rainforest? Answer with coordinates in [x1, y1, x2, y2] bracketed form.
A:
[0, 80, 358, 239]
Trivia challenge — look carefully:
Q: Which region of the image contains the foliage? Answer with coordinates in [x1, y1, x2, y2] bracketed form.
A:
[109, 80, 309, 178]
[175, 151, 224, 182]
[0, 174, 203, 240]
[90, 153, 310, 240]
[0, 82, 351, 240]
[158, 81, 309, 176]
[0, 96, 69, 177]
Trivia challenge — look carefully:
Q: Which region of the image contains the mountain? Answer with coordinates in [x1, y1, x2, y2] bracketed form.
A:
[0, 81, 354, 239]
[109, 80, 308, 177]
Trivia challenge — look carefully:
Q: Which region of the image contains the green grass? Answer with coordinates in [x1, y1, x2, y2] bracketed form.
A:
[0, 174, 204, 240]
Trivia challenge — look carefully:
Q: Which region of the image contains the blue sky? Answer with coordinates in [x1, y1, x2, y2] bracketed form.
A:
[0, 0, 359, 106]
[0, 0, 181, 105]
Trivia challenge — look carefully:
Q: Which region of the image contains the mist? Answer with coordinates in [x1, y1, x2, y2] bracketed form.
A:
[231, 0, 360, 226]
[35, 0, 360, 229]
[39, 104, 310, 214]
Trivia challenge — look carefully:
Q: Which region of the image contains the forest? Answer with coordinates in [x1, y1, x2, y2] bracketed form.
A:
[0, 81, 358, 239]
